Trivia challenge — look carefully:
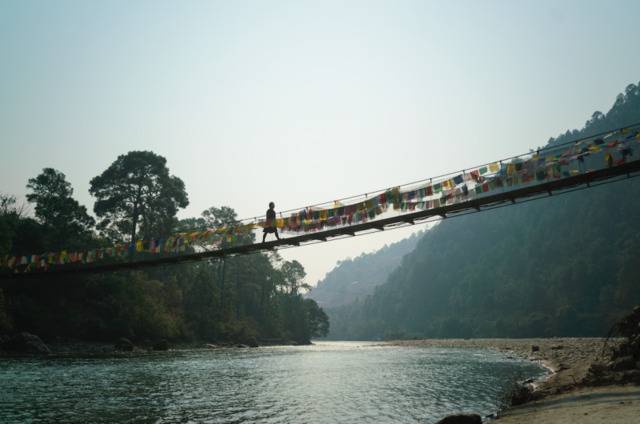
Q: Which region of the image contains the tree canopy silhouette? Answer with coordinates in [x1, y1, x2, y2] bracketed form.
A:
[89, 151, 188, 242]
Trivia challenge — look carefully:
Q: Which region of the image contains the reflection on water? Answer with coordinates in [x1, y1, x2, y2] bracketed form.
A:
[0, 341, 544, 423]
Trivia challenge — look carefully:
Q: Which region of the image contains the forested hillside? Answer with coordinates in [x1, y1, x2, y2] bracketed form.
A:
[329, 82, 640, 340]
[307, 232, 421, 309]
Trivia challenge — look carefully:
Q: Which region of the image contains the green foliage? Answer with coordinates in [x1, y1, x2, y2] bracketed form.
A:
[0, 289, 11, 332]
[304, 298, 329, 338]
[329, 82, 640, 340]
[0, 194, 20, 258]
[2, 185, 327, 345]
[201, 205, 254, 246]
[281, 260, 309, 294]
[89, 151, 188, 242]
[26, 168, 95, 251]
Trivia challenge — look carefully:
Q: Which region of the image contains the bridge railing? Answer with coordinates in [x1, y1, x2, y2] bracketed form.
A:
[2, 123, 639, 274]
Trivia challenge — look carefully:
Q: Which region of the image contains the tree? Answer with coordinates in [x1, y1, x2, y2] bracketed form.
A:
[89, 151, 188, 243]
[281, 260, 311, 295]
[304, 298, 329, 338]
[26, 168, 95, 250]
[202, 205, 254, 247]
[175, 217, 207, 233]
[0, 194, 20, 257]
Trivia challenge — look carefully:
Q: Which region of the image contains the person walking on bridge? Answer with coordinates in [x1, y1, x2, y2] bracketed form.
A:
[262, 201, 280, 243]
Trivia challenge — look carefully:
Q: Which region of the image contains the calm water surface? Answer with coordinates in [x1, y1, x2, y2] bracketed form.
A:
[0, 341, 544, 423]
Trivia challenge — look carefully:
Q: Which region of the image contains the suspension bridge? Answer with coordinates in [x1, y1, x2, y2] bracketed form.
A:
[2, 123, 639, 279]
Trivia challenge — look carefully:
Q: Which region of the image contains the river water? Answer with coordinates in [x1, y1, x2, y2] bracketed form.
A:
[0, 341, 544, 423]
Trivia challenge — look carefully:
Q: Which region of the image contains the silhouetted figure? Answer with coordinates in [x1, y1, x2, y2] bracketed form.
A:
[262, 201, 280, 243]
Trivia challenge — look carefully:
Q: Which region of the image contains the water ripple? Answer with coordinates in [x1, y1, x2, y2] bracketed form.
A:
[0, 342, 544, 424]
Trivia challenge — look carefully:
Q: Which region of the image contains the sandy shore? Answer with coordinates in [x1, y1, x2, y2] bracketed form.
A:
[390, 338, 640, 423]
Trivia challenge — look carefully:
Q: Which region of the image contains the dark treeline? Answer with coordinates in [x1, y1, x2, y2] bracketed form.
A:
[0, 152, 328, 345]
[329, 82, 640, 340]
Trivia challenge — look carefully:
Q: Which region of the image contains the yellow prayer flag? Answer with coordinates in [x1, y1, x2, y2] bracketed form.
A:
[589, 145, 601, 153]
[136, 240, 144, 252]
[489, 163, 499, 173]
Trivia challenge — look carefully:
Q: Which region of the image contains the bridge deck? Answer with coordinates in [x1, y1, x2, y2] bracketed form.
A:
[3, 158, 639, 279]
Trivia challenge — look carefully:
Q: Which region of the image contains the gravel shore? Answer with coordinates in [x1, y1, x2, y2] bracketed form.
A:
[390, 338, 640, 423]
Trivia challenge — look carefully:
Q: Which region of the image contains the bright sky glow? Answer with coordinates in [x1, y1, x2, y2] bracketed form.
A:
[1, 0, 639, 284]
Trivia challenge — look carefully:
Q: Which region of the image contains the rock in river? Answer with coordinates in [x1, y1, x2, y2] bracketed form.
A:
[435, 413, 482, 424]
[114, 337, 134, 352]
[1, 332, 50, 354]
[152, 339, 170, 351]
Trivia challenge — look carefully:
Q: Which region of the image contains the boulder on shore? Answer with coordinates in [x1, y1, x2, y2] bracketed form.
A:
[244, 336, 259, 348]
[434, 413, 482, 424]
[114, 337, 134, 352]
[1, 332, 50, 354]
[509, 382, 536, 406]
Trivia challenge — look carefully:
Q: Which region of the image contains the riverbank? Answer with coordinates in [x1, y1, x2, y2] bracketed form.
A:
[390, 338, 640, 423]
[0, 332, 314, 358]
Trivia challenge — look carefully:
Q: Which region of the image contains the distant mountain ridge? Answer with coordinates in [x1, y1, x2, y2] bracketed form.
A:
[327, 81, 640, 340]
[307, 232, 421, 309]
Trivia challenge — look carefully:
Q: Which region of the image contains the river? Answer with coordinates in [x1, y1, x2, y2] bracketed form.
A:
[0, 341, 545, 423]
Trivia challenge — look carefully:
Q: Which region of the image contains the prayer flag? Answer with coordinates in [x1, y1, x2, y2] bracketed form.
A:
[489, 162, 500, 173]
[453, 174, 463, 185]
[479, 166, 488, 175]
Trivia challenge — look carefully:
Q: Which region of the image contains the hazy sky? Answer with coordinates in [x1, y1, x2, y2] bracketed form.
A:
[1, 0, 639, 285]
